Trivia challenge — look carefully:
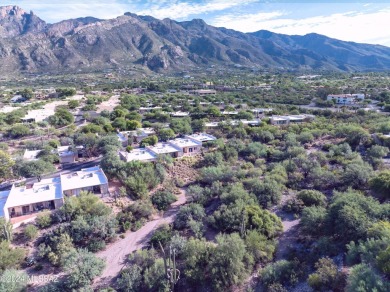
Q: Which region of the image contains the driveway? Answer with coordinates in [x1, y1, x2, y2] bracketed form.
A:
[94, 189, 187, 288]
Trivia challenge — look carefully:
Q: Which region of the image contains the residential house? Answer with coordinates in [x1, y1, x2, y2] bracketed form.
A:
[58, 146, 77, 164]
[21, 108, 55, 123]
[60, 166, 109, 197]
[240, 119, 262, 126]
[147, 143, 183, 158]
[10, 95, 26, 103]
[117, 128, 156, 146]
[169, 138, 202, 156]
[170, 111, 190, 117]
[189, 89, 217, 96]
[221, 111, 239, 116]
[119, 148, 158, 162]
[122, 133, 217, 162]
[185, 133, 217, 144]
[2, 177, 63, 221]
[138, 106, 162, 113]
[270, 115, 314, 125]
[23, 149, 42, 161]
[327, 94, 365, 105]
[0, 166, 109, 223]
[251, 108, 273, 118]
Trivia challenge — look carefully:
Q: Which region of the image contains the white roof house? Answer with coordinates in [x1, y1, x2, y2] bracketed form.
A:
[60, 166, 108, 193]
[205, 122, 219, 128]
[122, 133, 217, 162]
[139, 106, 162, 112]
[270, 114, 314, 125]
[21, 108, 55, 122]
[119, 149, 158, 162]
[327, 94, 365, 104]
[170, 111, 190, 117]
[117, 132, 128, 144]
[23, 149, 42, 161]
[57, 146, 74, 157]
[140, 128, 156, 136]
[5, 178, 62, 209]
[251, 108, 273, 115]
[10, 95, 25, 103]
[57, 146, 76, 164]
[185, 133, 217, 143]
[1, 167, 109, 222]
[240, 119, 261, 126]
[148, 143, 182, 155]
[2, 177, 62, 220]
[169, 138, 202, 149]
[118, 128, 156, 145]
[221, 111, 239, 115]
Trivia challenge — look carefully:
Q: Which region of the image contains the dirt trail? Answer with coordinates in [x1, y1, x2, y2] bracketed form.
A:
[275, 214, 300, 260]
[94, 189, 187, 287]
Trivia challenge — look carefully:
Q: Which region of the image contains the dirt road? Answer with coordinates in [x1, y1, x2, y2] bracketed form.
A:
[94, 189, 187, 287]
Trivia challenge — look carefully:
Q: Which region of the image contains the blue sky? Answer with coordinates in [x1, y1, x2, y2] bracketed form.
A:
[4, 1, 390, 46]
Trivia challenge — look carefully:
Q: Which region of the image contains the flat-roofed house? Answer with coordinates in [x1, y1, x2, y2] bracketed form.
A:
[119, 148, 157, 162]
[139, 106, 162, 113]
[21, 108, 55, 123]
[58, 146, 77, 164]
[118, 128, 156, 146]
[3, 177, 63, 220]
[1, 167, 110, 224]
[60, 166, 109, 197]
[23, 149, 42, 161]
[119, 148, 158, 162]
[147, 143, 183, 158]
[189, 89, 217, 96]
[170, 111, 190, 117]
[221, 111, 238, 116]
[327, 94, 364, 105]
[185, 133, 217, 144]
[169, 138, 202, 156]
[251, 108, 273, 118]
[121, 133, 217, 162]
[117, 132, 129, 147]
[270, 115, 314, 125]
[240, 119, 261, 126]
[270, 116, 289, 125]
[136, 128, 156, 142]
[10, 95, 26, 103]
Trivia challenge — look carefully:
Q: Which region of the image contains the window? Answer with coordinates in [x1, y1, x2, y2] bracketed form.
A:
[189, 148, 193, 152]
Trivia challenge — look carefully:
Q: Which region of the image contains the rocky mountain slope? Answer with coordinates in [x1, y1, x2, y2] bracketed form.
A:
[1, 5, 390, 76]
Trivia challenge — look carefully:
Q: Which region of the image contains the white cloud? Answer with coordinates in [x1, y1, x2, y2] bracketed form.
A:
[212, 11, 286, 29]
[211, 8, 390, 46]
[5, 0, 258, 23]
[136, 0, 258, 20]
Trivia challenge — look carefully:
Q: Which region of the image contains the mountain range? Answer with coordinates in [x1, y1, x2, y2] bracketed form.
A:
[1, 5, 390, 76]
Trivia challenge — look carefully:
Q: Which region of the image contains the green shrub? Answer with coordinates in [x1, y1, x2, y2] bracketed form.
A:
[297, 190, 327, 207]
[24, 225, 39, 240]
[260, 260, 301, 288]
[149, 224, 172, 247]
[151, 190, 177, 211]
[36, 211, 52, 229]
